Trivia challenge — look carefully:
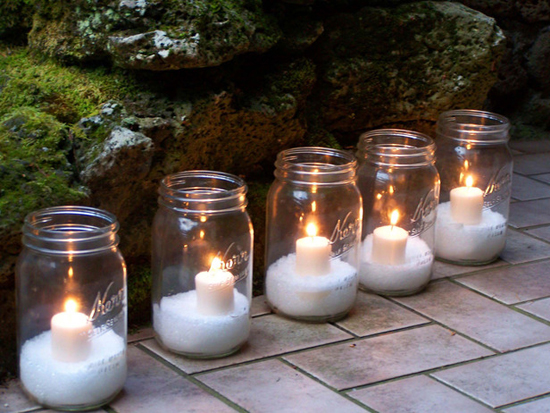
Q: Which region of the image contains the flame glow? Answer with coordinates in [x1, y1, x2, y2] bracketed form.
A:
[210, 257, 223, 272]
[64, 298, 78, 313]
[306, 223, 318, 237]
[390, 210, 400, 226]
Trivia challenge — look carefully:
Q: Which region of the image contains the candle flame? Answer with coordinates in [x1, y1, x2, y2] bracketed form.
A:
[200, 216, 207, 223]
[390, 210, 400, 226]
[466, 175, 474, 188]
[199, 230, 205, 239]
[306, 223, 318, 237]
[311, 201, 317, 212]
[389, 185, 394, 195]
[464, 160, 469, 170]
[376, 193, 382, 200]
[210, 257, 223, 272]
[64, 298, 78, 313]
[68, 267, 73, 278]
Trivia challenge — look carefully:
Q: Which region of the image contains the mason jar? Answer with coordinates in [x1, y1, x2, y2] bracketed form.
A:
[356, 129, 440, 296]
[16, 206, 127, 411]
[265, 147, 362, 322]
[152, 171, 253, 358]
[435, 110, 512, 265]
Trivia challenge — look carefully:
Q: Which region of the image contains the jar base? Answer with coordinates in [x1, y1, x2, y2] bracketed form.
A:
[358, 283, 428, 297]
[435, 256, 500, 266]
[154, 336, 243, 359]
[268, 306, 351, 323]
[21, 384, 123, 412]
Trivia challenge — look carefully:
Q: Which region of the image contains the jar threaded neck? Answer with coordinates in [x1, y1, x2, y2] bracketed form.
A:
[22, 206, 119, 254]
[158, 170, 248, 213]
[358, 129, 436, 167]
[436, 109, 510, 144]
[274, 147, 357, 185]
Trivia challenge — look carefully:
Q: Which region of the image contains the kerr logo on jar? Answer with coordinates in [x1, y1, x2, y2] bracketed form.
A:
[329, 211, 361, 258]
[89, 282, 125, 322]
[214, 243, 250, 283]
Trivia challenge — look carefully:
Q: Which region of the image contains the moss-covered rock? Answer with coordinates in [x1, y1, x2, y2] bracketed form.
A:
[29, 0, 282, 70]
[313, 1, 506, 134]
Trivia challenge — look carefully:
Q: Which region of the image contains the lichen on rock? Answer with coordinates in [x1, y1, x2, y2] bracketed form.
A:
[30, 0, 282, 70]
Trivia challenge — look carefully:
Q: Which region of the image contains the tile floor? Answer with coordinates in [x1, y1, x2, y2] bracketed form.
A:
[2, 143, 550, 413]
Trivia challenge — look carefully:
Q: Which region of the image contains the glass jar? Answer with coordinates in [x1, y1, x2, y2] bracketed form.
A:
[356, 129, 440, 296]
[152, 171, 253, 358]
[435, 110, 512, 265]
[16, 206, 127, 411]
[265, 147, 362, 322]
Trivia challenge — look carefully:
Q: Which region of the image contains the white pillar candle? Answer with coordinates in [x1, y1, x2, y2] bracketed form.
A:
[51, 298, 91, 363]
[372, 210, 409, 265]
[195, 257, 235, 315]
[450, 175, 484, 225]
[295, 223, 331, 276]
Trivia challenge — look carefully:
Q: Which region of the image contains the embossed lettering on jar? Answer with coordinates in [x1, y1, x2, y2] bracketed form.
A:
[435, 110, 512, 265]
[356, 129, 440, 296]
[265, 147, 362, 322]
[16, 206, 127, 411]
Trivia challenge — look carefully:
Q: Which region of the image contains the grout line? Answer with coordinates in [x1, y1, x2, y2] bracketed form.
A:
[497, 392, 550, 411]
[427, 374, 499, 411]
[278, 358, 377, 412]
[133, 344, 247, 412]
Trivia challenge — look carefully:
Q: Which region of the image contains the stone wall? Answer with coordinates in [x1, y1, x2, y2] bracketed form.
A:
[1, 0, 546, 381]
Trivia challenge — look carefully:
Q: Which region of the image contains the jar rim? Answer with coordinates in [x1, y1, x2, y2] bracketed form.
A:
[274, 147, 357, 185]
[23, 206, 119, 239]
[159, 170, 248, 212]
[436, 109, 510, 143]
[358, 129, 435, 166]
[22, 206, 120, 254]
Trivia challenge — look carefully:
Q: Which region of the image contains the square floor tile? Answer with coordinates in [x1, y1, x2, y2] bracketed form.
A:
[284, 325, 492, 390]
[198, 359, 365, 413]
[348, 375, 493, 413]
[503, 396, 550, 412]
[433, 343, 550, 408]
[513, 153, 550, 175]
[499, 230, 550, 264]
[0, 380, 40, 413]
[334, 292, 429, 337]
[516, 297, 550, 321]
[457, 260, 550, 304]
[110, 346, 235, 413]
[509, 199, 550, 228]
[524, 225, 550, 242]
[432, 259, 508, 280]
[395, 280, 550, 352]
[142, 314, 352, 374]
[512, 174, 550, 201]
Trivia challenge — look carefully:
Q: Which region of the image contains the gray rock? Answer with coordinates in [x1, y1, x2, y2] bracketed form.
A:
[313, 1, 506, 133]
[80, 126, 154, 185]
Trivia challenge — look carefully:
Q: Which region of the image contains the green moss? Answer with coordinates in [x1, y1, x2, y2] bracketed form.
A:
[246, 180, 271, 296]
[0, 47, 136, 123]
[126, 264, 152, 327]
[0, 107, 87, 232]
